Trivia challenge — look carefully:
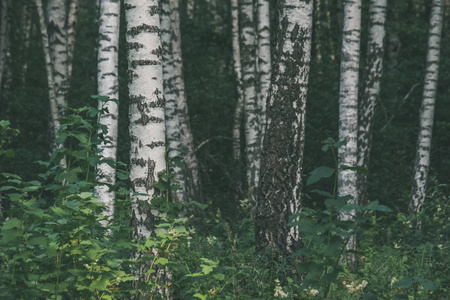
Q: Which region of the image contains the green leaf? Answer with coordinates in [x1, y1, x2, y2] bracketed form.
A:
[307, 166, 335, 186]
[213, 273, 225, 280]
[193, 293, 208, 300]
[155, 257, 169, 265]
[393, 277, 414, 289]
[2, 218, 22, 230]
[89, 276, 109, 291]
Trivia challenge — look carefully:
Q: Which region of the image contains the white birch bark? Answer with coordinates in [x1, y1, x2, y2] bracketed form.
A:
[0, 0, 11, 98]
[35, 0, 60, 142]
[96, 0, 121, 225]
[357, 0, 387, 205]
[255, 0, 271, 143]
[170, 0, 202, 202]
[240, 0, 260, 192]
[256, 0, 313, 256]
[124, 0, 166, 239]
[47, 0, 69, 118]
[161, 0, 184, 202]
[409, 0, 443, 221]
[67, 0, 80, 79]
[231, 0, 244, 159]
[338, 0, 361, 217]
[338, 0, 361, 258]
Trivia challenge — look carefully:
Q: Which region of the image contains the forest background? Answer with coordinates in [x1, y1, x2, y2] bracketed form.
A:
[0, 0, 449, 299]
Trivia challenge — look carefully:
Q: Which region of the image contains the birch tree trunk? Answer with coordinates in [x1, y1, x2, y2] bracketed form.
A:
[67, 0, 79, 79]
[170, 0, 203, 203]
[124, 0, 166, 239]
[255, 0, 271, 144]
[0, 0, 11, 100]
[409, 0, 443, 225]
[357, 0, 387, 205]
[338, 0, 361, 258]
[161, 0, 185, 203]
[35, 0, 60, 143]
[231, 0, 244, 159]
[47, 0, 69, 118]
[256, 0, 313, 256]
[240, 0, 260, 196]
[96, 0, 121, 225]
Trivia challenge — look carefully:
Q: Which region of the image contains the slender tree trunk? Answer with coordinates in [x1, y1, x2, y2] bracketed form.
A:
[255, 0, 271, 145]
[161, 0, 185, 202]
[409, 0, 443, 226]
[125, 0, 166, 238]
[0, 0, 11, 101]
[170, 0, 202, 203]
[231, 0, 244, 159]
[357, 0, 387, 205]
[337, 0, 361, 260]
[67, 0, 80, 79]
[256, 0, 313, 256]
[35, 0, 60, 143]
[47, 0, 69, 118]
[96, 0, 121, 225]
[240, 0, 260, 197]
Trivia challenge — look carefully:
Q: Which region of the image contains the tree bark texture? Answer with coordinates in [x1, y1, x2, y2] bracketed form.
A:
[231, 0, 244, 159]
[409, 0, 443, 220]
[96, 0, 121, 224]
[161, 0, 185, 203]
[357, 0, 387, 205]
[47, 0, 69, 117]
[256, 0, 313, 256]
[35, 0, 60, 143]
[255, 0, 271, 146]
[337, 0, 361, 259]
[124, 0, 166, 239]
[170, 0, 203, 203]
[338, 0, 361, 218]
[240, 0, 260, 194]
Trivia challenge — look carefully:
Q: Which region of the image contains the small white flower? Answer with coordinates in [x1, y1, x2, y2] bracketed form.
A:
[274, 279, 288, 298]
[309, 289, 319, 296]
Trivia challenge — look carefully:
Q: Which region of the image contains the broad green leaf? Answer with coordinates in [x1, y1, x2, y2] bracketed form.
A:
[213, 273, 225, 280]
[193, 293, 207, 300]
[155, 257, 169, 265]
[2, 218, 22, 230]
[307, 166, 335, 186]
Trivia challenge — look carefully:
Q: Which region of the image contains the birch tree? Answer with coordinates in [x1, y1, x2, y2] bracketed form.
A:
[161, 0, 184, 202]
[35, 0, 60, 143]
[231, 0, 244, 159]
[240, 0, 259, 195]
[255, 0, 271, 143]
[337, 0, 361, 256]
[409, 0, 443, 224]
[256, 0, 313, 256]
[124, 0, 166, 239]
[47, 0, 69, 119]
[170, 0, 202, 203]
[96, 0, 121, 224]
[357, 0, 387, 205]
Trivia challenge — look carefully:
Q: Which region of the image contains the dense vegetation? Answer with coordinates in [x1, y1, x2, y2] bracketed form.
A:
[0, 0, 449, 299]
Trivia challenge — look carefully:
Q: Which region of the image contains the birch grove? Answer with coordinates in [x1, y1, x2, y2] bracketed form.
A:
[409, 0, 443, 224]
[256, 0, 313, 256]
[96, 0, 121, 224]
